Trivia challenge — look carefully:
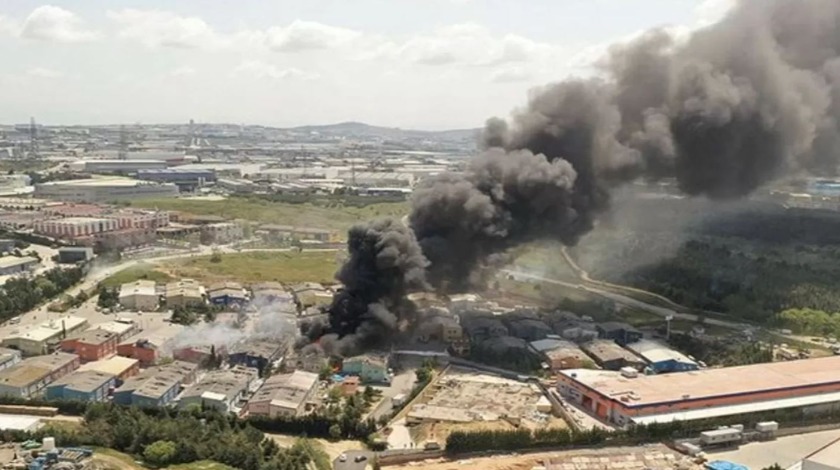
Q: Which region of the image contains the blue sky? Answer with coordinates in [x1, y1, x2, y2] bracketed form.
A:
[0, 0, 733, 129]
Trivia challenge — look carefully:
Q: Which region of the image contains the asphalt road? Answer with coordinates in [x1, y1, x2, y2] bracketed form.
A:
[332, 450, 373, 470]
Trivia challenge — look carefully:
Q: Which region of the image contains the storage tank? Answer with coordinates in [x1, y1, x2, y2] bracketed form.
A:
[41, 437, 55, 452]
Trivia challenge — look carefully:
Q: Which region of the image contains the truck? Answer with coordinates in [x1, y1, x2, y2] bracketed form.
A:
[391, 393, 407, 408]
[699, 428, 742, 447]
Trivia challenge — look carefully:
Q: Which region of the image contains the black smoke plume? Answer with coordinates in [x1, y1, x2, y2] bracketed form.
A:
[319, 0, 840, 350]
[320, 219, 428, 355]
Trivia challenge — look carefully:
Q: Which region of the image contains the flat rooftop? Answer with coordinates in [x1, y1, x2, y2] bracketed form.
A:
[806, 436, 840, 467]
[64, 328, 115, 346]
[0, 256, 38, 269]
[38, 178, 168, 187]
[626, 339, 698, 366]
[0, 364, 52, 388]
[78, 356, 138, 377]
[561, 355, 840, 408]
[49, 370, 114, 393]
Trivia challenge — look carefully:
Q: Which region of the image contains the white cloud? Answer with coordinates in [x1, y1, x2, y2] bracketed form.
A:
[20, 5, 99, 43]
[265, 20, 360, 52]
[0, 16, 19, 36]
[26, 67, 64, 79]
[168, 66, 197, 77]
[396, 23, 555, 66]
[108, 9, 222, 48]
[490, 66, 530, 83]
[232, 60, 319, 80]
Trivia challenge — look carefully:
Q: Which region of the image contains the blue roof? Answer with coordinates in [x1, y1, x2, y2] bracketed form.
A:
[706, 461, 749, 470]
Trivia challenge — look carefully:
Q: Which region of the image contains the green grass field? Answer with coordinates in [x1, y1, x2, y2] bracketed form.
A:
[161, 250, 342, 285]
[131, 196, 408, 232]
[100, 263, 174, 288]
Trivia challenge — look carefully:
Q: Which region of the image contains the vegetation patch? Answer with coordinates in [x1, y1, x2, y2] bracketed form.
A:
[100, 263, 174, 288]
[160, 250, 341, 285]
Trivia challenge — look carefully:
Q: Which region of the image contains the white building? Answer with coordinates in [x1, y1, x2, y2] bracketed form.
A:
[68, 160, 168, 173]
[0, 256, 39, 276]
[118, 280, 159, 311]
[246, 370, 318, 418]
[34, 178, 179, 203]
[1, 316, 89, 356]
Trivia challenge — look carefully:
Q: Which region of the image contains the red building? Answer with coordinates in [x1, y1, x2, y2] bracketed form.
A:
[60, 329, 118, 363]
[117, 339, 159, 366]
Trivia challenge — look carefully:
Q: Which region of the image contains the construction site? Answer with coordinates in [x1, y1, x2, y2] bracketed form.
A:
[405, 368, 565, 444]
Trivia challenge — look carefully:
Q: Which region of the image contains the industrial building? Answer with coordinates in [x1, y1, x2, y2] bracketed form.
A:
[117, 338, 160, 365]
[342, 354, 389, 384]
[229, 339, 287, 372]
[57, 247, 94, 264]
[256, 225, 339, 243]
[0, 347, 22, 371]
[0, 256, 38, 276]
[0, 352, 80, 398]
[59, 329, 118, 362]
[113, 360, 197, 407]
[596, 322, 644, 346]
[178, 366, 257, 413]
[580, 339, 645, 371]
[247, 370, 318, 418]
[44, 370, 116, 402]
[136, 168, 216, 191]
[251, 282, 291, 304]
[626, 339, 699, 374]
[531, 338, 592, 372]
[200, 222, 243, 244]
[207, 282, 248, 307]
[164, 278, 204, 307]
[118, 280, 159, 311]
[557, 355, 840, 427]
[77, 356, 139, 384]
[34, 178, 179, 203]
[2, 316, 89, 356]
[68, 159, 168, 173]
[92, 319, 139, 342]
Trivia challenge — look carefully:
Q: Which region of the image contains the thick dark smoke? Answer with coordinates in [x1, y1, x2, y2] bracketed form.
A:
[318, 0, 840, 352]
[319, 219, 428, 355]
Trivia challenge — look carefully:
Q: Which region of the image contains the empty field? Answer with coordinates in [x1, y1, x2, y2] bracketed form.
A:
[100, 263, 174, 288]
[159, 250, 342, 285]
[131, 197, 408, 232]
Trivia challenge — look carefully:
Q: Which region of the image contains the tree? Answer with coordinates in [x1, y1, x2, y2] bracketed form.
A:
[210, 249, 222, 263]
[761, 465, 783, 470]
[328, 424, 342, 440]
[144, 440, 177, 467]
[363, 386, 375, 403]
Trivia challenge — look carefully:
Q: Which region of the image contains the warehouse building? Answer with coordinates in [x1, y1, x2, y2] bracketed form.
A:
[229, 339, 288, 372]
[596, 322, 643, 346]
[78, 356, 139, 385]
[117, 338, 161, 365]
[59, 329, 118, 362]
[247, 370, 318, 418]
[0, 256, 38, 276]
[178, 367, 257, 413]
[164, 278, 204, 307]
[113, 360, 197, 407]
[0, 352, 80, 398]
[92, 319, 139, 342]
[34, 178, 179, 203]
[531, 338, 592, 372]
[342, 354, 389, 384]
[557, 355, 840, 427]
[2, 316, 89, 356]
[207, 282, 248, 307]
[68, 159, 168, 173]
[251, 282, 291, 304]
[626, 339, 699, 374]
[118, 280, 159, 311]
[256, 225, 339, 243]
[580, 339, 645, 372]
[44, 370, 116, 402]
[57, 247, 94, 264]
[136, 168, 216, 191]
[0, 348, 21, 371]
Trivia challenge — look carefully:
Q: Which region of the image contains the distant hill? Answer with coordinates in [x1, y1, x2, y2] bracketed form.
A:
[286, 121, 480, 142]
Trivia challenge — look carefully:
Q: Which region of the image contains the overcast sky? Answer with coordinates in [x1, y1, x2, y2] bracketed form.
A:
[0, 0, 733, 129]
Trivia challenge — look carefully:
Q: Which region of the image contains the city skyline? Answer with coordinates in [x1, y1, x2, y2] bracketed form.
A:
[0, 0, 731, 130]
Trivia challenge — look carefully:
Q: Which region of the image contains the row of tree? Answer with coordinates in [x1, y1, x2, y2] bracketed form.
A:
[0, 266, 84, 323]
[775, 307, 840, 338]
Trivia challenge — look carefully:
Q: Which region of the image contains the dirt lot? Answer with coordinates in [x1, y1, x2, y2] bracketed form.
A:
[388, 445, 702, 470]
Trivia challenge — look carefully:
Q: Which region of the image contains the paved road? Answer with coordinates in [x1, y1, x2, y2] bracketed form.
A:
[501, 269, 746, 331]
[368, 370, 417, 422]
[710, 428, 840, 469]
[332, 450, 373, 470]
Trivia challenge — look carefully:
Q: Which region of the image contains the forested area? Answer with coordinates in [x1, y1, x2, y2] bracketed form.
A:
[22, 404, 326, 470]
[575, 198, 840, 323]
[0, 266, 84, 322]
[775, 308, 840, 337]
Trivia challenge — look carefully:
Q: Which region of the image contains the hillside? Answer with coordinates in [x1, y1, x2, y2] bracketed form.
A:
[286, 121, 479, 142]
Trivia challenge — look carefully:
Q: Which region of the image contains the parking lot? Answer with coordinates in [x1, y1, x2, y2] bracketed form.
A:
[710, 428, 840, 468]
